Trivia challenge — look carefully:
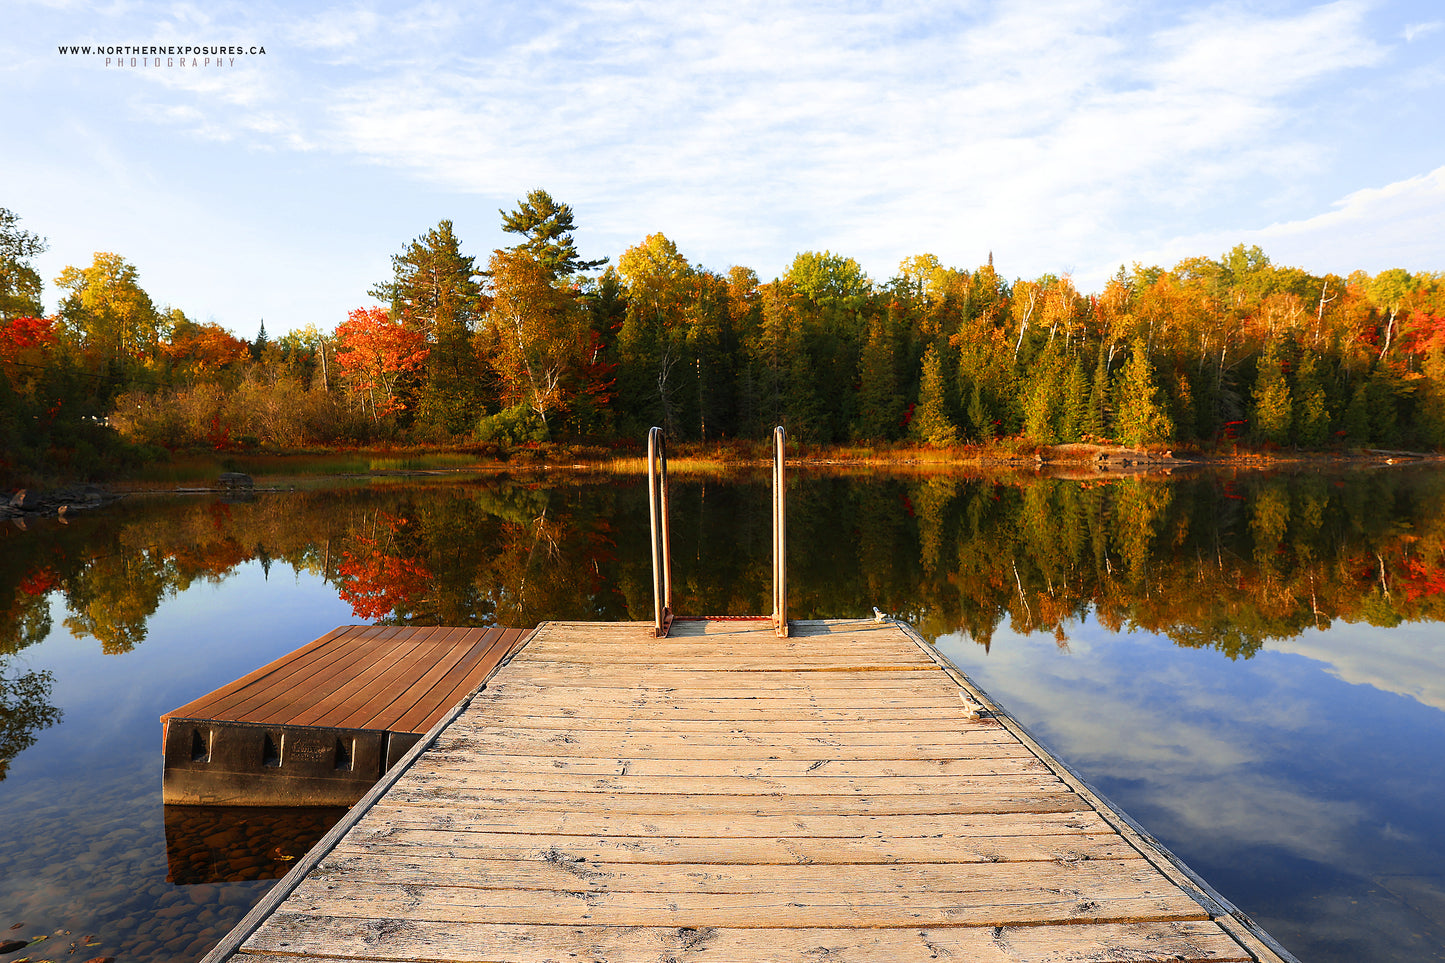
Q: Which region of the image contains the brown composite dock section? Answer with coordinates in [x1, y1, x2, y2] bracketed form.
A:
[162, 626, 533, 805]
[207, 619, 1293, 962]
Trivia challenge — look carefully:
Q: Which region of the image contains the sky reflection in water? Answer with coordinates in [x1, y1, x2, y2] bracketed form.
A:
[941, 613, 1445, 962]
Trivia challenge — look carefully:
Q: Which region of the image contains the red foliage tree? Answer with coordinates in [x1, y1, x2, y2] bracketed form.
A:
[0, 316, 57, 392]
[162, 319, 250, 376]
[333, 307, 429, 421]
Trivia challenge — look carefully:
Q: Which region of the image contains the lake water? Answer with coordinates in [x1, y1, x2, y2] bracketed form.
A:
[1, 467, 1444, 961]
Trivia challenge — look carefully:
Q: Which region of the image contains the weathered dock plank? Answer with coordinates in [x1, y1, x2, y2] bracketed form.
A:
[160, 625, 532, 805]
[203, 619, 1292, 962]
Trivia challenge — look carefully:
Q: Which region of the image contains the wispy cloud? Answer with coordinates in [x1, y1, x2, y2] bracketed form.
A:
[7, 0, 1433, 335]
[1129, 165, 1445, 278]
[1404, 20, 1442, 42]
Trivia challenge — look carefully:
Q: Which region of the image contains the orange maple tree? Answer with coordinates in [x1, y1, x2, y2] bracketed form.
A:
[333, 307, 429, 421]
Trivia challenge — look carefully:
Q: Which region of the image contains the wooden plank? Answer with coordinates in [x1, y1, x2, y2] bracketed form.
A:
[442, 723, 1003, 744]
[438, 712, 982, 732]
[231, 625, 418, 726]
[339, 626, 477, 729]
[389, 627, 520, 731]
[357, 804, 1115, 839]
[312, 627, 475, 729]
[308, 855, 1173, 897]
[192, 625, 394, 722]
[276, 877, 1209, 928]
[405, 754, 1055, 778]
[328, 829, 1144, 866]
[380, 787, 1086, 817]
[396, 768, 1068, 797]
[161, 624, 354, 722]
[289, 627, 456, 728]
[235, 919, 1252, 963]
[451, 702, 988, 722]
[485, 668, 942, 682]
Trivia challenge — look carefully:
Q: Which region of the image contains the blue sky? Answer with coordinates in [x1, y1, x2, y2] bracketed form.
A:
[4, 0, 1443, 340]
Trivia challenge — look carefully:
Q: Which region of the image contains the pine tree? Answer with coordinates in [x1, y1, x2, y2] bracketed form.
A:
[1113, 340, 1173, 447]
[910, 345, 958, 447]
[1022, 345, 1063, 444]
[1341, 380, 1370, 444]
[500, 189, 608, 279]
[854, 314, 904, 440]
[1251, 340, 1292, 445]
[1060, 354, 1089, 442]
[1085, 352, 1110, 439]
[372, 220, 486, 435]
[251, 320, 268, 362]
[967, 384, 993, 443]
[1291, 348, 1330, 447]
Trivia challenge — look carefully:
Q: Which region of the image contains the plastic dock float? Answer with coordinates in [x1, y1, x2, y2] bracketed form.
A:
[202, 618, 1295, 963]
[161, 625, 534, 806]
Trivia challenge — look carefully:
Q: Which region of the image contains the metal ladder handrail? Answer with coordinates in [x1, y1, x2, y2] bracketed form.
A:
[772, 426, 789, 638]
[647, 426, 788, 638]
[647, 427, 673, 638]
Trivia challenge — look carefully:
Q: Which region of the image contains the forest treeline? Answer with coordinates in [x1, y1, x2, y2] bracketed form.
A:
[3, 193, 1445, 481]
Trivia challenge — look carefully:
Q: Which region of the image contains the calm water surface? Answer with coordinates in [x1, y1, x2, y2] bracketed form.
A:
[2, 469, 1444, 961]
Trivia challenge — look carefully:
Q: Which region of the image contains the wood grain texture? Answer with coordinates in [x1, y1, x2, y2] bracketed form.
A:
[162, 625, 531, 735]
[214, 620, 1286, 963]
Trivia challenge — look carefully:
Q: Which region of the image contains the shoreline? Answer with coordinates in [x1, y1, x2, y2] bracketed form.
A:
[3, 440, 1438, 504]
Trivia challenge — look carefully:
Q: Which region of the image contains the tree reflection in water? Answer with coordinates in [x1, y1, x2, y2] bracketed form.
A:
[1, 470, 1443, 663]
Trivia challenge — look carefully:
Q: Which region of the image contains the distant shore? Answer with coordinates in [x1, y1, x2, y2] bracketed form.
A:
[6, 439, 1425, 495]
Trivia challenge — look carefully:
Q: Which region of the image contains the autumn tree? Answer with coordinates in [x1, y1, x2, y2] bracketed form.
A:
[482, 247, 593, 434]
[55, 252, 162, 367]
[615, 233, 701, 436]
[372, 219, 487, 434]
[0, 208, 46, 320]
[162, 316, 250, 381]
[910, 345, 958, 447]
[1114, 340, 1174, 447]
[333, 307, 429, 422]
[1251, 339, 1292, 445]
[1291, 348, 1332, 447]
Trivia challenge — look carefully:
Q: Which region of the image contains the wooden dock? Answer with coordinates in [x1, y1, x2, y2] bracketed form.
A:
[204, 619, 1293, 962]
[162, 625, 532, 806]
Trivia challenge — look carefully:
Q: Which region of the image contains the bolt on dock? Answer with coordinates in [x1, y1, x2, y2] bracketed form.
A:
[201, 617, 1293, 963]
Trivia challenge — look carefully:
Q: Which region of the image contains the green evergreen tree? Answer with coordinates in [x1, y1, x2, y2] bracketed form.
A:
[854, 314, 904, 440]
[1251, 340, 1292, 445]
[910, 345, 958, 447]
[1167, 366, 1197, 443]
[500, 189, 608, 279]
[1366, 365, 1403, 446]
[1291, 349, 1331, 447]
[372, 220, 486, 435]
[967, 383, 993, 443]
[1060, 354, 1089, 442]
[1341, 380, 1371, 444]
[1085, 352, 1110, 439]
[1022, 344, 1064, 444]
[1113, 340, 1173, 447]
[251, 320, 268, 362]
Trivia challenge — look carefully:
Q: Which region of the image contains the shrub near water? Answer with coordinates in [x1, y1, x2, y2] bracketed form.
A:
[111, 373, 371, 450]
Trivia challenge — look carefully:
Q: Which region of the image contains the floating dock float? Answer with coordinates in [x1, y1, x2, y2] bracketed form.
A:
[161, 625, 532, 806]
[200, 618, 1294, 963]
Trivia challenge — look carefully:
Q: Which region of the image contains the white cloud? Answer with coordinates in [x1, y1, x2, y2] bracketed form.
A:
[1121, 165, 1445, 281]
[1271, 622, 1445, 713]
[5, 0, 1434, 336]
[1404, 20, 1442, 42]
